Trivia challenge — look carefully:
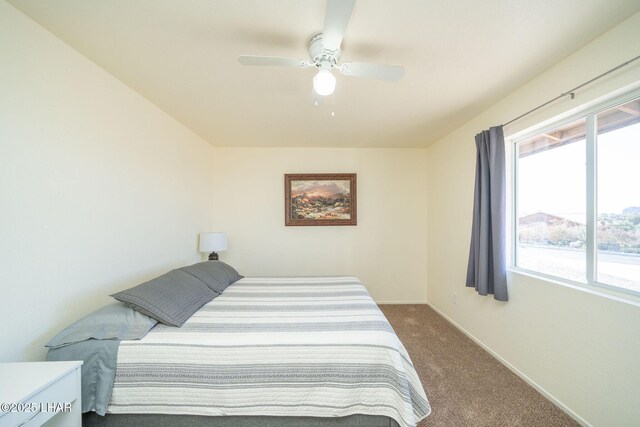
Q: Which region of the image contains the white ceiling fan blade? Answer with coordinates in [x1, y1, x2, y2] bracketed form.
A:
[339, 62, 405, 82]
[322, 0, 356, 51]
[238, 55, 311, 68]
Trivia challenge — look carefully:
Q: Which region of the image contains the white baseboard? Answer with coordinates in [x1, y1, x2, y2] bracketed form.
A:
[426, 303, 591, 427]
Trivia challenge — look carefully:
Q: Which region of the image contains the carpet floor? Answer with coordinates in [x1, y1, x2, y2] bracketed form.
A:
[379, 305, 579, 427]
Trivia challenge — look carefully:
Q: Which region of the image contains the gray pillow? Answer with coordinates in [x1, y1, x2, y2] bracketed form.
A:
[215, 261, 244, 283]
[111, 269, 216, 327]
[179, 261, 243, 294]
[46, 303, 157, 349]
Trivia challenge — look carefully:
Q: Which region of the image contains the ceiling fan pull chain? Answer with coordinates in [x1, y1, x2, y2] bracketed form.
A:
[331, 93, 335, 117]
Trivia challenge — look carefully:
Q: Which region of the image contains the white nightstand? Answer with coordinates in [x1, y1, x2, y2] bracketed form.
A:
[0, 361, 82, 427]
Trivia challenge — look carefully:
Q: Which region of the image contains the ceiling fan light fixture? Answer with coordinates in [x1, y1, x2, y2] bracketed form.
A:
[313, 69, 336, 96]
[238, 1, 405, 101]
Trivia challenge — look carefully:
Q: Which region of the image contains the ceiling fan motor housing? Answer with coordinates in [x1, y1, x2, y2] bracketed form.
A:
[309, 33, 340, 68]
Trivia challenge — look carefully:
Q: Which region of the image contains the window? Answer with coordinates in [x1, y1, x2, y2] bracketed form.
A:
[514, 94, 640, 296]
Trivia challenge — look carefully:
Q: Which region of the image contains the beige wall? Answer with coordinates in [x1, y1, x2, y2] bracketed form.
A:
[426, 11, 640, 426]
[3, 0, 639, 424]
[0, 2, 213, 361]
[211, 147, 428, 303]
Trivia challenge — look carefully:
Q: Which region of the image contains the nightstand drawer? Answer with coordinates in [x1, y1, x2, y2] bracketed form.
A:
[25, 369, 77, 427]
[0, 369, 76, 427]
[0, 361, 82, 427]
[0, 409, 33, 427]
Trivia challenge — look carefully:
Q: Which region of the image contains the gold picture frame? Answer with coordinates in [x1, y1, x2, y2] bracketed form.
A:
[285, 173, 357, 226]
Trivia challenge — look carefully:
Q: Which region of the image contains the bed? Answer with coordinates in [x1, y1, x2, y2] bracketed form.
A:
[48, 267, 430, 427]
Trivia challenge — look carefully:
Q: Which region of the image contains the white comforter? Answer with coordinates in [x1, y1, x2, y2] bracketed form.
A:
[108, 276, 431, 427]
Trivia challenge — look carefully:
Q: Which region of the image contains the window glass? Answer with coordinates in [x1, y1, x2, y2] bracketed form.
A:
[596, 99, 640, 293]
[516, 119, 587, 282]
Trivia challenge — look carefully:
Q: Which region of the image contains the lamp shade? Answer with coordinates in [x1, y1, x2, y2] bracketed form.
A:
[199, 232, 228, 253]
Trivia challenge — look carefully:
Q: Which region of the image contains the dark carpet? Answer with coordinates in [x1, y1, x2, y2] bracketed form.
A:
[379, 305, 579, 427]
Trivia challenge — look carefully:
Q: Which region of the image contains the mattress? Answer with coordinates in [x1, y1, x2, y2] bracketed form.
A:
[107, 276, 430, 427]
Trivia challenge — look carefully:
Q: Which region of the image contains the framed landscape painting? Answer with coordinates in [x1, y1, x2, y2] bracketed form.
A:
[285, 173, 357, 226]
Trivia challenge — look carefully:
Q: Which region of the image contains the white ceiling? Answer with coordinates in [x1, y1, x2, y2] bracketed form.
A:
[8, 0, 640, 147]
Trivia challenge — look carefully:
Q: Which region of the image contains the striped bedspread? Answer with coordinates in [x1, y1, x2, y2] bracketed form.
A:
[107, 276, 431, 427]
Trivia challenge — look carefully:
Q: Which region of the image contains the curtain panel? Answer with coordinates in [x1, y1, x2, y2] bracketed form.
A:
[466, 126, 508, 301]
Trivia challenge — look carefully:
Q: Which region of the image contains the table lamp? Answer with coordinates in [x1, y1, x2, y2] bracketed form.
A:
[199, 232, 227, 261]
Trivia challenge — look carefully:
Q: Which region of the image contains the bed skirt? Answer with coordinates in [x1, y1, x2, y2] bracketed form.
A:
[83, 413, 401, 427]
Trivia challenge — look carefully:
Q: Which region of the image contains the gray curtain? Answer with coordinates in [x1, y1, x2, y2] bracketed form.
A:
[466, 126, 508, 301]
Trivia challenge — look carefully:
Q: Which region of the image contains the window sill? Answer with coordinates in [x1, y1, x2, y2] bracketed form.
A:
[507, 266, 640, 307]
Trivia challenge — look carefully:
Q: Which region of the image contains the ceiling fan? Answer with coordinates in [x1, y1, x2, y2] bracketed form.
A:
[238, 0, 404, 97]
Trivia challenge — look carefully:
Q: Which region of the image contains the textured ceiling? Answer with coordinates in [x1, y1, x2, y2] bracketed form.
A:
[8, 0, 640, 147]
